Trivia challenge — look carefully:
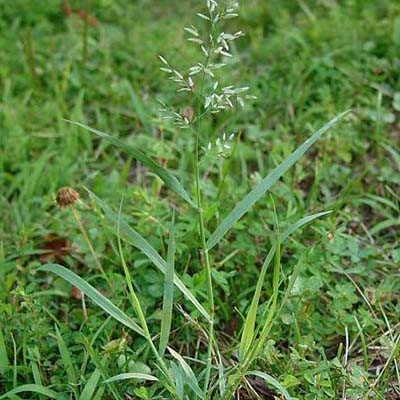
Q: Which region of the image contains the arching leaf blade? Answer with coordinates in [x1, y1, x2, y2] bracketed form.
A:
[207, 111, 350, 250]
[65, 120, 195, 207]
[39, 264, 145, 337]
[88, 190, 211, 323]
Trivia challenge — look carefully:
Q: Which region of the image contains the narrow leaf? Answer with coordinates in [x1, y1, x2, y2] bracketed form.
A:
[281, 211, 332, 241]
[279, 252, 306, 311]
[79, 336, 124, 400]
[79, 369, 101, 400]
[170, 362, 184, 398]
[382, 143, 400, 170]
[39, 264, 145, 337]
[65, 120, 195, 207]
[246, 371, 292, 400]
[0, 329, 9, 374]
[88, 190, 211, 323]
[207, 111, 350, 250]
[168, 347, 205, 399]
[239, 246, 275, 362]
[103, 373, 159, 383]
[159, 212, 175, 355]
[55, 325, 78, 385]
[0, 385, 59, 400]
[31, 361, 43, 386]
[239, 211, 332, 361]
[92, 388, 105, 400]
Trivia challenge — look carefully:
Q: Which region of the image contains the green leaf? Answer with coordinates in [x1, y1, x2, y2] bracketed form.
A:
[239, 211, 332, 362]
[88, 190, 211, 323]
[168, 347, 205, 399]
[382, 143, 400, 170]
[65, 120, 195, 207]
[0, 329, 9, 375]
[103, 373, 159, 383]
[370, 217, 400, 235]
[92, 388, 105, 400]
[170, 362, 184, 398]
[281, 211, 333, 241]
[79, 369, 101, 400]
[246, 371, 292, 400]
[31, 361, 43, 386]
[39, 264, 145, 337]
[0, 385, 59, 400]
[207, 111, 350, 250]
[79, 336, 124, 400]
[159, 212, 175, 356]
[55, 325, 78, 385]
[239, 246, 275, 362]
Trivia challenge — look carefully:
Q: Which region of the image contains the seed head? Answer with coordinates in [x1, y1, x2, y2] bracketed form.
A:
[57, 187, 80, 208]
[182, 106, 195, 123]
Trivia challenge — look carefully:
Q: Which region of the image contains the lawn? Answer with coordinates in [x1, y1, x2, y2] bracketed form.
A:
[0, 0, 399, 399]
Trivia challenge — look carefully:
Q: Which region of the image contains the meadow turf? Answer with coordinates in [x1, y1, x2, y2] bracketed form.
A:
[0, 0, 399, 399]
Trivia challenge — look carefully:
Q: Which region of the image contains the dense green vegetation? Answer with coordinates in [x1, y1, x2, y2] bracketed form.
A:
[0, 0, 399, 398]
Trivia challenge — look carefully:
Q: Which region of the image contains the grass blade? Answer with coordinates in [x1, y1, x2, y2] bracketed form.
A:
[55, 325, 78, 385]
[281, 211, 333, 241]
[0, 385, 59, 400]
[79, 369, 101, 400]
[207, 111, 350, 250]
[159, 212, 175, 356]
[168, 347, 205, 399]
[92, 388, 105, 400]
[88, 190, 166, 273]
[66, 120, 195, 207]
[31, 361, 43, 386]
[239, 211, 332, 362]
[79, 336, 124, 400]
[0, 329, 9, 375]
[116, 202, 173, 384]
[239, 246, 275, 362]
[382, 143, 400, 169]
[245, 371, 292, 400]
[103, 373, 159, 383]
[39, 264, 145, 337]
[243, 237, 281, 370]
[88, 190, 211, 323]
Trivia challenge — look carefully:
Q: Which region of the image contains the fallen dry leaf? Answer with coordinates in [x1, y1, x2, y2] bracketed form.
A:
[40, 233, 75, 263]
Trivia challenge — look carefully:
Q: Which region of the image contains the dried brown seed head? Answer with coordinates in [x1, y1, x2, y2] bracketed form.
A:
[182, 106, 195, 123]
[57, 187, 80, 208]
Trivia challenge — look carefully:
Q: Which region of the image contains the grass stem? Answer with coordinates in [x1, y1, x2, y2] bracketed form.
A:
[71, 206, 116, 295]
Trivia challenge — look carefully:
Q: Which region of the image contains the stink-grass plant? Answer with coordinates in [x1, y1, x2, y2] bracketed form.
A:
[32, 1, 351, 399]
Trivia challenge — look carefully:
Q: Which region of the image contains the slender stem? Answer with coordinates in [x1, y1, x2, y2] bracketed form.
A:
[223, 239, 281, 399]
[194, 128, 215, 391]
[71, 206, 116, 295]
[192, 24, 218, 392]
[117, 226, 177, 395]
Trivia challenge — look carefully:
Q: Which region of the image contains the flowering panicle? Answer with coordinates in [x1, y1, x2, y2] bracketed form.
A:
[158, 101, 192, 129]
[205, 84, 256, 113]
[203, 132, 236, 158]
[159, 56, 195, 93]
[158, 1, 253, 158]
